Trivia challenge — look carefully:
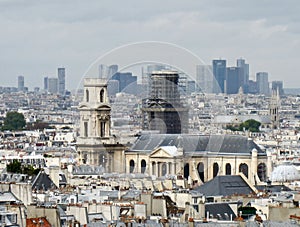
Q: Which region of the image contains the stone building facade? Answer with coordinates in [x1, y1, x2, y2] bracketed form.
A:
[124, 134, 271, 185]
[77, 78, 125, 172]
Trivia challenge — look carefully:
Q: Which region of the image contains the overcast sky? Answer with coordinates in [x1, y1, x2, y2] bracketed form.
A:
[0, 0, 299, 90]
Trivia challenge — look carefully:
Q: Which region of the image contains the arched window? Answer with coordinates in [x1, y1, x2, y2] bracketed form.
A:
[141, 160, 146, 174]
[225, 163, 231, 175]
[152, 162, 156, 175]
[161, 163, 167, 176]
[239, 163, 249, 178]
[257, 163, 267, 181]
[197, 162, 205, 182]
[184, 163, 189, 179]
[86, 89, 89, 102]
[100, 89, 105, 103]
[129, 160, 135, 173]
[213, 163, 219, 178]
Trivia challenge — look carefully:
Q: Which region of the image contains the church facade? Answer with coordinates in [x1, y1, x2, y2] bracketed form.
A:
[124, 134, 271, 185]
[77, 78, 271, 185]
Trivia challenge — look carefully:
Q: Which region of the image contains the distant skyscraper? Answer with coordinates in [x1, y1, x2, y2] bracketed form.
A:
[99, 64, 119, 79]
[58, 68, 65, 95]
[48, 77, 58, 94]
[248, 80, 258, 94]
[111, 72, 137, 93]
[256, 72, 269, 95]
[237, 58, 249, 93]
[44, 76, 48, 91]
[196, 65, 213, 93]
[187, 81, 196, 94]
[17, 75, 24, 92]
[272, 81, 284, 96]
[107, 80, 119, 96]
[225, 67, 242, 94]
[212, 59, 226, 93]
[108, 65, 118, 78]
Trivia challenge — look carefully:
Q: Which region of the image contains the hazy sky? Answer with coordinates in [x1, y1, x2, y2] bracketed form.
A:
[0, 0, 299, 89]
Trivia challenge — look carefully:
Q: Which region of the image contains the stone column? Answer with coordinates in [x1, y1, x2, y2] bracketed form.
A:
[166, 162, 170, 175]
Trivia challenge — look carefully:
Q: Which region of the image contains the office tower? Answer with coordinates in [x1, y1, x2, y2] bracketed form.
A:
[187, 80, 196, 94]
[17, 75, 24, 92]
[111, 72, 137, 93]
[196, 65, 213, 93]
[212, 59, 226, 93]
[237, 58, 249, 93]
[58, 68, 65, 95]
[142, 71, 188, 134]
[108, 65, 118, 78]
[99, 64, 107, 79]
[248, 80, 258, 94]
[48, 77, 58, 94]
[225, 67, 242, 94]
[44, 77, 48, 91]
[107, 79, 119, 96]
[272, 81, 284, 96]
[256, 72, 269, 95]
[99, 64, 119, 79]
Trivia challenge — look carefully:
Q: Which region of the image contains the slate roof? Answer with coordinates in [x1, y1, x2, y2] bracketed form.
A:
[193, 175, 255, 197]
[205, 203, 237, 220]
[255, 184, 292, 193]
[129, 134, 265, 156]
[31, 171, 57, 191]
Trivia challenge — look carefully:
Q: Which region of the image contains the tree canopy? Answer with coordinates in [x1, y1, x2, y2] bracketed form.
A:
[2, 111, 26, 131]
[6, 160, 40, 175]
[226, 119, 261, 132]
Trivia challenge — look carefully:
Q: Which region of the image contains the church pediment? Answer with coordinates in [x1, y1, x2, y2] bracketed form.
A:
[150, 146, 178, 158]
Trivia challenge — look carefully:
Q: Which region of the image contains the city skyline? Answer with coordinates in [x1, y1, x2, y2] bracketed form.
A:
[0, 1, 299, 90]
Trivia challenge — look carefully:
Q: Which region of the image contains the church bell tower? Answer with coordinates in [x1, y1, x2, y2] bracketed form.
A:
[77, 78, 114, 168]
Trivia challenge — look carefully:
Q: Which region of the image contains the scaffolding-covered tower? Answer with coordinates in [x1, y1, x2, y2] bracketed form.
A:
[142, 71, 189, 134]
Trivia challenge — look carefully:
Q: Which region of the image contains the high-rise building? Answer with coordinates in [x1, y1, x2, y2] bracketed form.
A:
[142, 71, 188, 134]
[58, 68, 65, 95]
[48, 77, 58, 94]
[272, 81, 284, 96]
[225, 67, 242, 94]
[212, 59, 226, 93]
[111, 72, 137, 93]
[99, 64, 119, 79]
[17, 75, 24, 92]
[237, 58, 249, 93]
[196, 65, 213, 93]
[44, 77, 48, 91]
[256, 72, 269, 95]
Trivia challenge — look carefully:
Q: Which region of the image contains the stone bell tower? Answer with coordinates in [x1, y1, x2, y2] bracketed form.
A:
[269, 88, 280, 129]
[77, 78, 125, 171]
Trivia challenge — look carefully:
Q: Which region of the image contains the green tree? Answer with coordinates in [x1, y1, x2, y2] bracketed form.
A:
[239, 119, 261, 132]
[6, 160, 40, 175]
[2, 111, 26, 131]
[6, 160, 22, 173]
